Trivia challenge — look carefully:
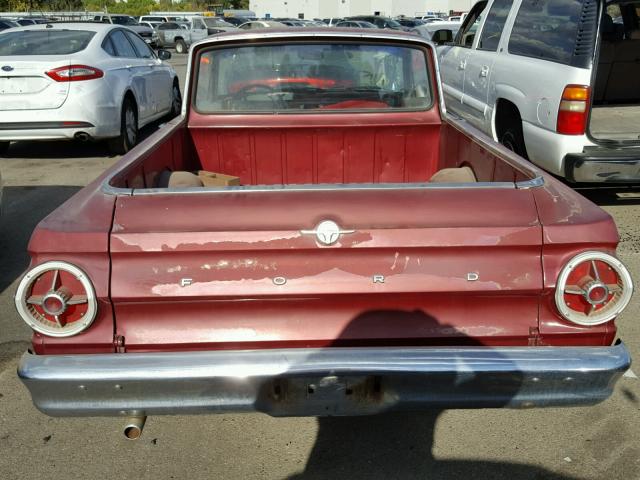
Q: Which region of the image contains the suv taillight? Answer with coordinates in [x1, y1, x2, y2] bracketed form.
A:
[45, 65, 104, 82]
[555, 252, 633, 326]
[556, 85, 590, 135]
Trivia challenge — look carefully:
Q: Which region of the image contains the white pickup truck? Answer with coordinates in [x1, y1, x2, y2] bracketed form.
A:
[156, 17, 237, 54]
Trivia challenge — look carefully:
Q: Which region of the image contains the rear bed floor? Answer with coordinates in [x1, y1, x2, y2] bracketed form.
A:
[590, 106, 640, 141]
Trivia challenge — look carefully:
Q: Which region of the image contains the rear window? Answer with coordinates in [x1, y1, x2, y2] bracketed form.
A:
[508, 0, 595, 66]
[195, 43, 432, 113]
[0, 30, 95, 55]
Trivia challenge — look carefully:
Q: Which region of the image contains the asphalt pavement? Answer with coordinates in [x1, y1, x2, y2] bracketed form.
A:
[0, 55, 639, 480]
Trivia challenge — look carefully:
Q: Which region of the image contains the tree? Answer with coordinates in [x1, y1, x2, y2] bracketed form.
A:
[225, 0, 249, 9]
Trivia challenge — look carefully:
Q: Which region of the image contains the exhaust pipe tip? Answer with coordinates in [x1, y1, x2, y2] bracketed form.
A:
[123, 415, 146, 440]
[74, 132, 91, 142]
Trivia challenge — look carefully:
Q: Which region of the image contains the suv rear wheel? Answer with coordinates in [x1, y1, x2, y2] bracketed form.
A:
[500, 127, 528, 159]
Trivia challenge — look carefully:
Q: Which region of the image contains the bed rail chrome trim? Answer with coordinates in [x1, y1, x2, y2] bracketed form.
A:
[129, 181, 516, 195]
[19, 343, 630, 417]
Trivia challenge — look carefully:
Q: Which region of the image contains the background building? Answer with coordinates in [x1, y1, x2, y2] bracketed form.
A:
[249, 0, 475, 18]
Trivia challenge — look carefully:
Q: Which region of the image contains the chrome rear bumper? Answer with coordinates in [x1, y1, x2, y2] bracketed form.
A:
[565, 149, 640, 183]
[18, 343, 631, 417]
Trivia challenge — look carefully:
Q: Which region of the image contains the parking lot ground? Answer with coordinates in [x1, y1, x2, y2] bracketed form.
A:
[0, 56, 639, 480]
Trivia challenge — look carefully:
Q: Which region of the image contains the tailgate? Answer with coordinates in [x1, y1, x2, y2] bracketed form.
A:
[0, 59, 70, 110]
[110, 187, 542, 351]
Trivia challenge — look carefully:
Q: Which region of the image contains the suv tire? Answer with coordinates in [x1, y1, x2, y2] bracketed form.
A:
[500, 126, 528, 159]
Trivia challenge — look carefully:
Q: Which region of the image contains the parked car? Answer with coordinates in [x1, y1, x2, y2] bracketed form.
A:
[155, 21, 191, 53]
[16, 28, 632, 439]
[396, 18, 426, 28]
[190, 16, 237, 34]
[222, 16, 257, 26]
[93, 15, 158, 48]
[0, 19, 18, 31]
[438, 0, 640, 183]
[15, 17, 49, 26]
[274, 18, 306, 27]
[412, 21, 462, 43]
[298, 19, 327, 27]
[335, 20, 377, 28]
[345, 15, 408, 30]
[0, 23, 180, 155]
[139, 21, 162, 30]
[156, 17, 237, 53]
[322, 18, 343, 26]
[238, 20, 287, 29]
[138, 16, 184, 24]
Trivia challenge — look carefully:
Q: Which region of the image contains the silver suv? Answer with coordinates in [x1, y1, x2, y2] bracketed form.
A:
[438, 0, 640, 183]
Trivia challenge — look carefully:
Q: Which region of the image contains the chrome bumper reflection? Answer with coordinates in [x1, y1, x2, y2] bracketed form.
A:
[565, 151, 640, 183]
[18, 343, 631, 417]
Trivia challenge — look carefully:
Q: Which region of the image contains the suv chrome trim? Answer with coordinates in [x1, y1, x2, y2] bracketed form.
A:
[19, 343, 630, 416]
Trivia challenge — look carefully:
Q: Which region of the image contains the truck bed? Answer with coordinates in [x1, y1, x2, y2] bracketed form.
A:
[108, 113, 535, 190]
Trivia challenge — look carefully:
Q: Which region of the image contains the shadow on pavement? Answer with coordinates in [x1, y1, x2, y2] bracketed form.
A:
[290, 412, 582, 480]
[0, 186, 81, 293]
[284, 311, 582, 480]
[5, 140, 113, 160]
[574, 186, 640, 206]
[3, 122, 163, 160]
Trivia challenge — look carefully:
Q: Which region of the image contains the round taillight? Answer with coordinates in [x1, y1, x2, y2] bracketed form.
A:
[555, 251, 633, 326]
[14, 261, 97, 337]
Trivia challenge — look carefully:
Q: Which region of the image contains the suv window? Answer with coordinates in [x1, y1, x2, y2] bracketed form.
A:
[124, 31, 155, 59]
[455, 1, 488, 47]
[508, 0, 588, 65]
[478, 0, 513, 51]
[109, 30, 137, 58]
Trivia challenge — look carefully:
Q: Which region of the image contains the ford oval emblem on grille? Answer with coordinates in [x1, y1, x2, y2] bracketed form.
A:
[1, 66, 13, 72]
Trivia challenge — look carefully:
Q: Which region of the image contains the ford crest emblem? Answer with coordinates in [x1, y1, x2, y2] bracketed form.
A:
[300, 220, 355, 246]
[1, 65, 13, 72]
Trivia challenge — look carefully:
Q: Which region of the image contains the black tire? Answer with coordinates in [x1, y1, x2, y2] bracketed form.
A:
[0, 141, 9, 156]
[170, 81, 182, 118]
[175, 39, 187, 54]
[107, 98, 138, 155]
[500, 126, 528, 159]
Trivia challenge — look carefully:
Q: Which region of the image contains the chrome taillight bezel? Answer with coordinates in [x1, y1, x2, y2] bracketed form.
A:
[14, 261, 97, 337]
[555, 251, 633, 326]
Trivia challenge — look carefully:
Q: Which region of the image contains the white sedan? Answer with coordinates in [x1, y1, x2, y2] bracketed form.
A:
[0, 23, 181, 155]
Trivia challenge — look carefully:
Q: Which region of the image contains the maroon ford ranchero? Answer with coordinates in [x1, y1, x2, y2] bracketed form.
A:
[16, 29, 632, 439]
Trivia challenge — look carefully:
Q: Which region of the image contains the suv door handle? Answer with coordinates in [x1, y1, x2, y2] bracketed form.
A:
[480, 65, 490, 77]
[458, 60, 466, 70]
